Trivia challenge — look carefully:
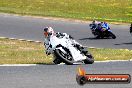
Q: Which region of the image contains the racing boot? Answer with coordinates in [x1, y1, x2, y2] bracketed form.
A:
[75, 44, 88, 55]
[81, 47, 88, 55]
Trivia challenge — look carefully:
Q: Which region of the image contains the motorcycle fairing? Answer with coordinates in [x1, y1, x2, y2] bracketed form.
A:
[49, 35, 86, 62]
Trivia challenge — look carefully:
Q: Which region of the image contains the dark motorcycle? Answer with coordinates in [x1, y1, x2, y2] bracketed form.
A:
[89, 24, 116, 39]
[130, 24, 132, 35]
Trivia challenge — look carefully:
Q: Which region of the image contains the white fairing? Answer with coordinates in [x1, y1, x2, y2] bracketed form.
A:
[49, 35, 86, 62]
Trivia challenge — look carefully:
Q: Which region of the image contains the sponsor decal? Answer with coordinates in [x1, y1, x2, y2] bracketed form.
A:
[76, 67, 131, 85]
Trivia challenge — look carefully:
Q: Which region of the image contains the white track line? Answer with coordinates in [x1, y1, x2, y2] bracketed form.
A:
[95, 60, 132, 63]
[57, 60, 132, 65]
[0, 60, 131, 66]
[0, 37, 42, 43]
[0, 64, 37, 66]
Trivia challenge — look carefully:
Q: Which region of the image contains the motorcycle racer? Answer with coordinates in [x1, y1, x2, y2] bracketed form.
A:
[43, 27, 89, 64]
[90, 21, 110, 31]
[90, 20, 99, 30]
[101, 21, 110, 31]
[89, 21, 116, 39]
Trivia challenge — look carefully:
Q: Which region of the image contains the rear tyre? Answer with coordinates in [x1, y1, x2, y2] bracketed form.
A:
[84, 54, 94, 64]
[54, 48, 74, 65]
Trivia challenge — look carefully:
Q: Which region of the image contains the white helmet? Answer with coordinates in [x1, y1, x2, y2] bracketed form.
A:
[44, 27, 54, 37]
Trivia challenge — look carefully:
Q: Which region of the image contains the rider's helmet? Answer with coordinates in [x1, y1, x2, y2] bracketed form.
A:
[101, 21, 104, 24]
[100, 21, 104, 26]
[43, 27, 54, 37]
[104, 21, 108, 25]
[92, 20, 96, 24]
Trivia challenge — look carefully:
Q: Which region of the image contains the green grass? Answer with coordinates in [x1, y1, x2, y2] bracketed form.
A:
[0, 38, 53, 64]
[0, 0, 131, 23]
[0, 38, 132, 64]
[89, 48, 132, 61]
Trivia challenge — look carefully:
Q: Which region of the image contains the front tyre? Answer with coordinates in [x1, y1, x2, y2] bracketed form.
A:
[53, 58, 62, 64]
[95, 35, 101, 39]
[109, 32, 116, 39]
[54, 49, 74, 65]
[130, 30, 132, 36]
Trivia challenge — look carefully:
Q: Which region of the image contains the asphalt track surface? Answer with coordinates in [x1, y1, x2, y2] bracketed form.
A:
[0, 14, 132, 49]
[0, 14, 132, 88]
[0, 61, 132, 88]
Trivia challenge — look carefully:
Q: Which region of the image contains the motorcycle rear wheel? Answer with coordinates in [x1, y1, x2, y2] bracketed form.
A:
[84, 53, 94, 64]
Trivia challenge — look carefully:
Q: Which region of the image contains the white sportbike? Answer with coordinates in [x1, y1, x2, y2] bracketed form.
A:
[45, 34, 94, 65]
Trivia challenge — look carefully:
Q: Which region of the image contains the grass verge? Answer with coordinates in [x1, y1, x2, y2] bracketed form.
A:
[0, 38, 132, 64]
[89, 48, 132, 61]
[0, 38, 53, 64]
[0, 0, 131, 23]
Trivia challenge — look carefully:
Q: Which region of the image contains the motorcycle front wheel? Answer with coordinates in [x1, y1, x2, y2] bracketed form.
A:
[54, 49, 74, 65]
[109, 32, 116, 39]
